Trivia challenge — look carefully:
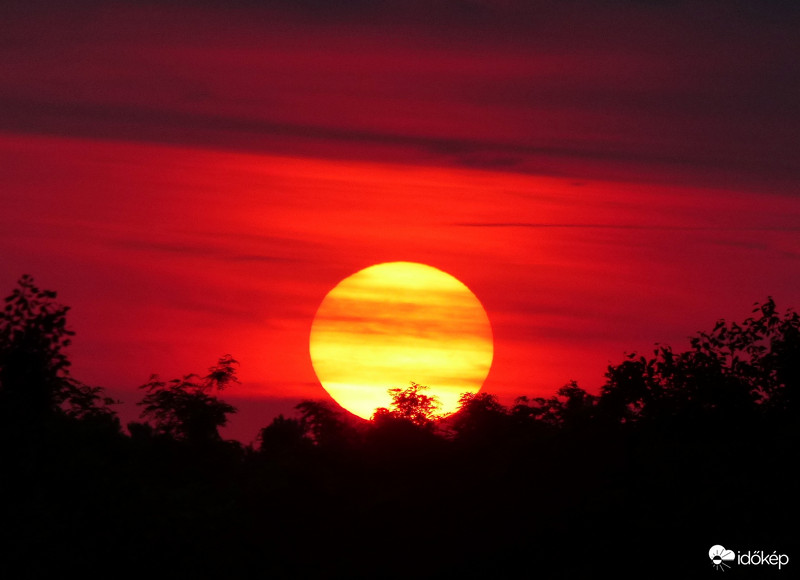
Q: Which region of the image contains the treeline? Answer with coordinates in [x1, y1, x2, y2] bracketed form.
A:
[1, 276, 797, 578]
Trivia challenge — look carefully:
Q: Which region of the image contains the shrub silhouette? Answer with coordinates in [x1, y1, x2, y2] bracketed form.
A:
[135, 355, 239, 445]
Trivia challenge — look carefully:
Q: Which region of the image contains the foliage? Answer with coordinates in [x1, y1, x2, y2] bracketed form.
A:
[539, 381, 597, 427]
[372, 382, 441, 428]
[257, 414, 312, 454]
[0, 275, 116, 424]
[599, 297, 799, 422]
[294, 399, 357, 447]
[689, 297, 798, 412]
[448, 298, 798, 434]
[204, 354, 240, 391]
[137, 355, 239, 443]
[449, 392, 509, 441]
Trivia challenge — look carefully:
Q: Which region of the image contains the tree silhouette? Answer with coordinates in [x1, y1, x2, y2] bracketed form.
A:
[372, 382, 441, 428]
[136, 355, 238, 444]
[366, 383, 445, 460]
[0, 275, 116, 427]
[257, 414, 312, 455]
[449, 392, 510, 444]
[690, 297, 799, 415]
[294, 399, 359, 449]
[598, 297, 799, 424]
[539, 381, 597, 427]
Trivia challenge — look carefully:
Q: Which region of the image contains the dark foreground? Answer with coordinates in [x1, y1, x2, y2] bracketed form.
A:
[2, 389, 796, 579]
[1, 279, 797, 578]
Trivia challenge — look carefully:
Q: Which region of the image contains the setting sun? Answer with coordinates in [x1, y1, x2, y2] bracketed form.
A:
[309, 262, 494, 420]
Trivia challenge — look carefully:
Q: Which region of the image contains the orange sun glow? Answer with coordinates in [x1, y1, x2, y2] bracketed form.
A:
[309, 262, 494, 420]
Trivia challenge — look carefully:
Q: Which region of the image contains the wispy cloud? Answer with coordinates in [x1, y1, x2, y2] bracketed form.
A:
[452, 222, 800, 231]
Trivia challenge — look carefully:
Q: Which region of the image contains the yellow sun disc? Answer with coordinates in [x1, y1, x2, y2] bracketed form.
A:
[309, 262, 494, 420]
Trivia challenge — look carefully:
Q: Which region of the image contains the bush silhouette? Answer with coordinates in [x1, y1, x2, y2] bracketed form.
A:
[135, 355, 239, 445]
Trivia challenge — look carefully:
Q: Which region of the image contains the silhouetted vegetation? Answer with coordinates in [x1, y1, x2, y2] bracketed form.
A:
[133, 354, 239, 446]
[1, 276, 797, 578]
[0, 275, 118, 430]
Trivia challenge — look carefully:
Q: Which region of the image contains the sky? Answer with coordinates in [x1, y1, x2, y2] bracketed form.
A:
[1, 0, 798, 442]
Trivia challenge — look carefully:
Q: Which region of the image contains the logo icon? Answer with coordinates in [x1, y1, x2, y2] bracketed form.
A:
[709, 545, 736, 571]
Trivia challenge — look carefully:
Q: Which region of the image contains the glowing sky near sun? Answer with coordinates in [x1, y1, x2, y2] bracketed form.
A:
[1, 1, 798, 440]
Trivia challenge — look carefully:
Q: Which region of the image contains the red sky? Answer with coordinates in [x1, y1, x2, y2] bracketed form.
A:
[1, 1, 798, 442]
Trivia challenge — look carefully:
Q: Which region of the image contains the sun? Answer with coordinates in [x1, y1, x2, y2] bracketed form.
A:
[309, 262, 493, 420]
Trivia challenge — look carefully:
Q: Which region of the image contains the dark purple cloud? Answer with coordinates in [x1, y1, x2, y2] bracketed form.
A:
[2, 0, 798, 188]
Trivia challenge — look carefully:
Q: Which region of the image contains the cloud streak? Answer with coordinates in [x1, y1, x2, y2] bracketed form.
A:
[2, 1, 798, 188]
[452, 223, 800, 231]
